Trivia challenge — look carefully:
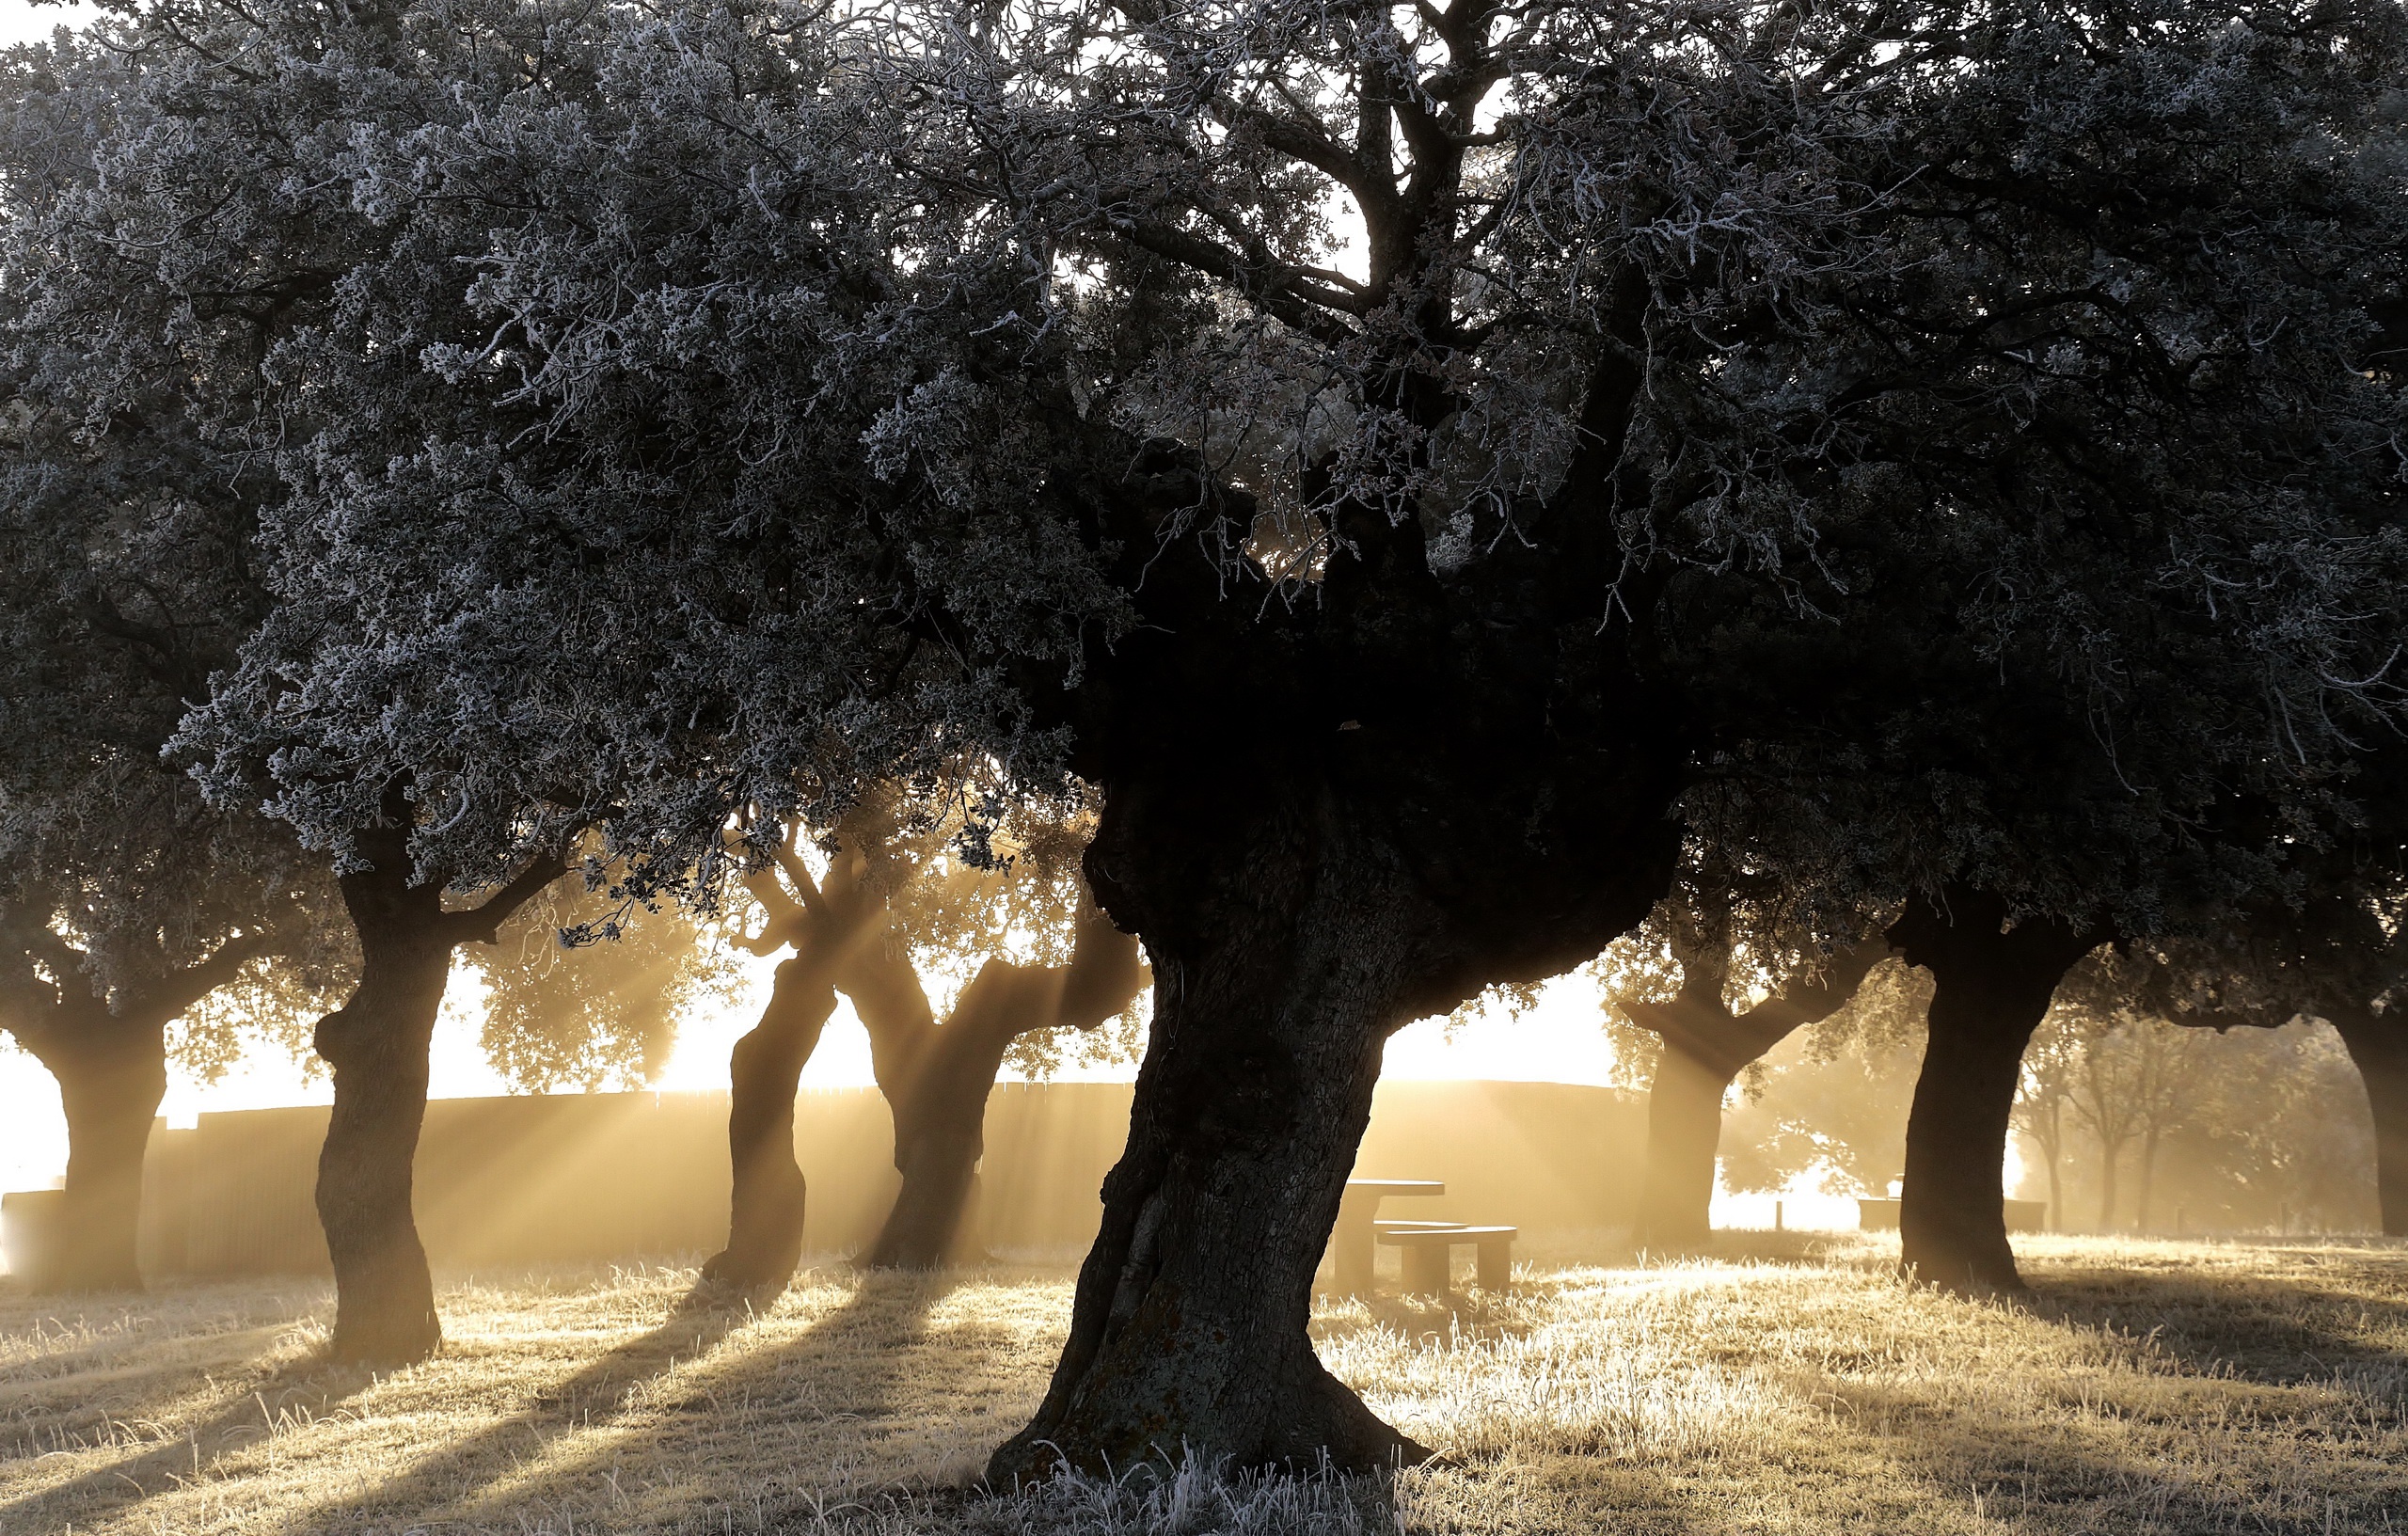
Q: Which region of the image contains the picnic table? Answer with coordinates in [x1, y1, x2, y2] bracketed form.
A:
[1332, 1179, 1443, 1294]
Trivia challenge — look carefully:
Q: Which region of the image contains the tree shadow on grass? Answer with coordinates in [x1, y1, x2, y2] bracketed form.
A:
[2018, 1263, 2408, 1390]
[307, 1266, 973, 1532]
[0, 1330, 371, 1531]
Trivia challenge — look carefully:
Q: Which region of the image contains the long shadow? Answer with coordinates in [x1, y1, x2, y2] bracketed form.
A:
[2016, 1262, 2408, 1389]
[307, 1263, 966, 1529]
[0, 1331, 370, 1530]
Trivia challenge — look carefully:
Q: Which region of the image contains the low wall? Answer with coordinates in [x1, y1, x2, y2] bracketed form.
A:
[122, 1079, 1641, 1280]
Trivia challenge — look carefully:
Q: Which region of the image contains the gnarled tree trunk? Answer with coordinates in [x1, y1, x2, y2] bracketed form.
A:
[990, 799, 1441, 1481]
[1624, 934, 1885, 1252]
[1891, 891, 2102, 1291]
[863, 906, 1145, 1270]
[27, 1020, 168, 1292]
[698, 953, 839, 1290]
[2330, 1007, 2408, 1237]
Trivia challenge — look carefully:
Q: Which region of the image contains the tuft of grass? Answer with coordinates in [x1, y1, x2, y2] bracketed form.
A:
[2, 1236, 2405, 1532]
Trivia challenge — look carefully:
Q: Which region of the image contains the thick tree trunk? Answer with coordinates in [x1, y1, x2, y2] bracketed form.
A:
[699, 955, 839, 1291]
[989, 806, 1449, 1482]
[1892, 892, 2100, 1292]
[29, 1021, 168, 1292]
[1633, 1044, 1737, 1253]
[2330, 1008, 2408, 1237]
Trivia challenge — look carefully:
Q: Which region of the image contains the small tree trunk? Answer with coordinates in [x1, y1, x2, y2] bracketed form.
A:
[2331, 1009, 2408, 1237]
[31, 1021, 168, 1292]
[314, 858, 455, 1366]
[2095, 1136, 2122, 1234]
[2134, 1128, 2161, 1233]
[865, 968, 1030, 1269]
[1892, 892, 2099, 1292]
[700, 954, 839, 1290]
[1633, 1044, 1737, 1253]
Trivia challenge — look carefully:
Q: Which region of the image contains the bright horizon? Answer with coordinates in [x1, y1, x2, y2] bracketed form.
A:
[0, 959, 1635, 1195]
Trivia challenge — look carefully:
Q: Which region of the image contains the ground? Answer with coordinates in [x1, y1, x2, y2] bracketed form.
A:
[2, 1234, 2405, 1534]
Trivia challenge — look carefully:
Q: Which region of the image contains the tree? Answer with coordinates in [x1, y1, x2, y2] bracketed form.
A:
[700, 786, 1144, 1292]
[1601, 870, 1887, 1251]
[52, 0, 2408, 1469]
[0, 82, 345, 1291]
[2013, 1019, 2083, 1233]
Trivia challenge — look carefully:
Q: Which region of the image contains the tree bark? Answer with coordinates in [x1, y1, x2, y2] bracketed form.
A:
[864, 969, 1026, 1268]
[990, 429, 1684, 1475]
[698, 953, 839, 1290]
[1623, 934, 1884, 1253]
[989, 806, 1441, 1482]
[2330, 1007, 2408, 1237]
[1633, 1045, 1736, 1253]
[1891, 891, 2102, 1292]
[312, 816, 563, 1365]
[25, 1020, 167, 1292]
[314, 857, 453, 1365]
[863, 909, 1144, 1270]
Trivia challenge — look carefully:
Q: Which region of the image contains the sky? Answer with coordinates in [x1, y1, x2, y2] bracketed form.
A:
[0, 0, 82, 47]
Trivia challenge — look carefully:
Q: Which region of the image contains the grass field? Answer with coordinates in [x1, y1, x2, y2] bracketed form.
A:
[3, 1233, 2406, 1534]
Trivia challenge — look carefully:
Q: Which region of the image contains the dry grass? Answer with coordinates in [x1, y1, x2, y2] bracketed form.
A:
[3, 1233, 2406, 1533]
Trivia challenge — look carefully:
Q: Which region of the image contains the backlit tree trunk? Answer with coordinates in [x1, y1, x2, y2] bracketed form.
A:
[989, 431, 1683, 1475]
[1892, 892, 2102, 1291]
[1623, 935, 1884, 1252]
[312, 814, 563, 1365]
[27, 1021, 167, 1292]
[2330, 1007, 2408, 1237]
[1634, 1046, 1738, 1252]
[314, 858, 453, 1365]
[990, 799, 1441, 1481]
[861, 909, 1144, 1270]
[698, 954, 840, 1290]
[865, 972, 1026, 1268]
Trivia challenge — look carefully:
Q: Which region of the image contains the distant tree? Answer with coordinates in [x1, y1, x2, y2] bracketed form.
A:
[1599, 863, 1888, 1250]
[701, 786, 1143, 1292]
[2013, 1019, 2083, 1233]
[0, 115, 346, 1290]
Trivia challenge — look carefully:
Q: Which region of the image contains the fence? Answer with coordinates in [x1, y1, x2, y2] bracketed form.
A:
[96, 1079, 1645, 1280]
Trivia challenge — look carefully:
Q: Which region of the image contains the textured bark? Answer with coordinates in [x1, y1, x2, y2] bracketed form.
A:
[1892, 891, 2103, 1292]
[2330, 1008, 2408, 1237]
[698, 954, 839, 1290]
[26, 1021, 167, 1291]
[1633, 1046, 1735, 1253]
[989, 805, 1445, 1481]
[863, 908, 1144, 1270]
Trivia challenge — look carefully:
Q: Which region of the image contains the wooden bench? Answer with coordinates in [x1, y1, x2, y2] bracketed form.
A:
[1378, 1224, 1517, 1292]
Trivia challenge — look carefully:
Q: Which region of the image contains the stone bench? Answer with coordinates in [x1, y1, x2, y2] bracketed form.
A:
[1377, 1223, 1517, 1292]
